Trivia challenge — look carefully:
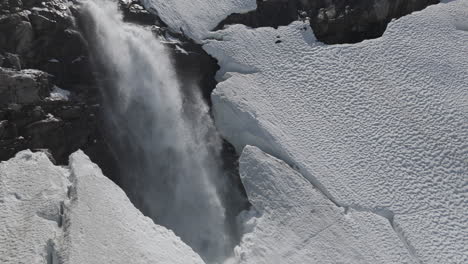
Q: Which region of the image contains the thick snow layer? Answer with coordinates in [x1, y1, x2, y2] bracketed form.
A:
[140, 0, 256, 42]
[207, 1, 468, 263]
[0, 150, 204, 264]
[234, 146, 414, 263]
[0, 151, 68, 264]
[64, 152, 205, 264]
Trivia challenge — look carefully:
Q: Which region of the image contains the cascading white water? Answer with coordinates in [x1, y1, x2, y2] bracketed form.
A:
[80, 1, 240, 262]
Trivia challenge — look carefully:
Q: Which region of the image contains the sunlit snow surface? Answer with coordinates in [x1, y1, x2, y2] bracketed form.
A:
[204, 1, 468, 263]
[0, 151, 204, 264]
[233, 146, 414, 263]
[141, 0, 256, 42]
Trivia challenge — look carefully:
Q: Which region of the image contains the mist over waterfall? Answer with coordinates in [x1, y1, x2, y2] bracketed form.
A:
[80, 1, 243, 262]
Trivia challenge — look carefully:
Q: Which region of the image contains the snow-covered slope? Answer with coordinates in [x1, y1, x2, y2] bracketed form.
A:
[141, 0, 256, 42]
[0, 150, 204, 264]
[0, 151, 68, 263]
[206, 1, 468, 263]
[234, 146, 414, 264]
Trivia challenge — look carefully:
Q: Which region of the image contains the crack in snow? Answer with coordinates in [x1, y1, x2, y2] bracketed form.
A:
[242, 143, 422, 263]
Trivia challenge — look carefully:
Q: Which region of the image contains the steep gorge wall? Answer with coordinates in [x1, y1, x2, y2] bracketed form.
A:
[0, 0, 116, 172]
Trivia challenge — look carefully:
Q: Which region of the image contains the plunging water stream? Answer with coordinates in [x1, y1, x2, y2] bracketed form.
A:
[80, 1, 243, 262]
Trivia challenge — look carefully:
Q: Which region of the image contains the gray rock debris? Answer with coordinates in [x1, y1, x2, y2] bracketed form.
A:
[0, 67, 50, 105]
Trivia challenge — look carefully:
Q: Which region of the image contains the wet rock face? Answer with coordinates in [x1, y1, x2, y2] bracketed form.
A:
[217, 0, 439, 44]
[0, 68, 50, 105]
[0, 66, 111, 167]
[0, 0, 117, 178]
[310, 0, 440, 43]
[0, 1, 92, 86]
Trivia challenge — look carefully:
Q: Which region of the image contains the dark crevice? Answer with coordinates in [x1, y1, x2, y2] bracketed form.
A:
[46, 239, 60, 264]
[215, 0, 440, 44]
[155, 16, 250, 219]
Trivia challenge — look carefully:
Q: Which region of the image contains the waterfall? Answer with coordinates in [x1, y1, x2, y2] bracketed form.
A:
[80, 1, 240, 262]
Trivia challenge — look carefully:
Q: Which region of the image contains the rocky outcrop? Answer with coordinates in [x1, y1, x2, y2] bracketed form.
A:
[0, 68, 49, 105]
[0, 0, 238, 190]
[216, 0, 439, 44]
[0, 0, 92, 85]
[0, 0, 117, 179]
[120, 0, 157, 24]
[0, 66, 115, 176]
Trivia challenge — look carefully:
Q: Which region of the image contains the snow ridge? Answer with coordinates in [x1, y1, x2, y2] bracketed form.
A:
[0, 150, 205, 264]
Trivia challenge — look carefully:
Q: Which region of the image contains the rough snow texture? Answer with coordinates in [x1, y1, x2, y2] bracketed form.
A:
[234, 146, 414, 264]
[0, 150, 204, 264]
[0, 151, 68, 264]
[141, 0, 256, 42]
[207, 1, 468, 263]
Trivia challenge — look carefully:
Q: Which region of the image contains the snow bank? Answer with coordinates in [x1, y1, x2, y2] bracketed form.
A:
[140, 0, 256, 42]
[0, 151, 68, 263]
[0, 150, 205, 264]
[234, 146, 414, 264]
[207, 1, 468, 263]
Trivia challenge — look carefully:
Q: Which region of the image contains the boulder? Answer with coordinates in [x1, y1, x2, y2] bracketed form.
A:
[0, 13, 25, 50]
[13, 20, 33, 54]
[0, 0, 23, 14]
[120, 1, 156, 24]
[0, 52, 22, 69]
[29, 12, 56, 32]
[0, 67, 50, 105]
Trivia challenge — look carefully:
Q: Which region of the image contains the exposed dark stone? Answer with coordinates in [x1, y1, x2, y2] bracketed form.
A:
[216, 0, 300, 30]
[14, 20, 34, 53]
[0, 120, 7, 138]
[0, 0, 23, 14]
[120, 1, 156, 25]
[29, 13, 56, 32]
[0, 52, 22, 69]
[0, 97, 115, 166]
[0, 0, 117, 180]
[167, 34, 221, 106]
[216, 0, 439, 44]
[0, 68, 50, 105]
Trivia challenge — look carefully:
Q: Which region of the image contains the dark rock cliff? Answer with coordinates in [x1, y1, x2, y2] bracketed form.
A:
[0, 0, 116, 176]
[0, 0, 223, 183]
[217, 0, 439, 44]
